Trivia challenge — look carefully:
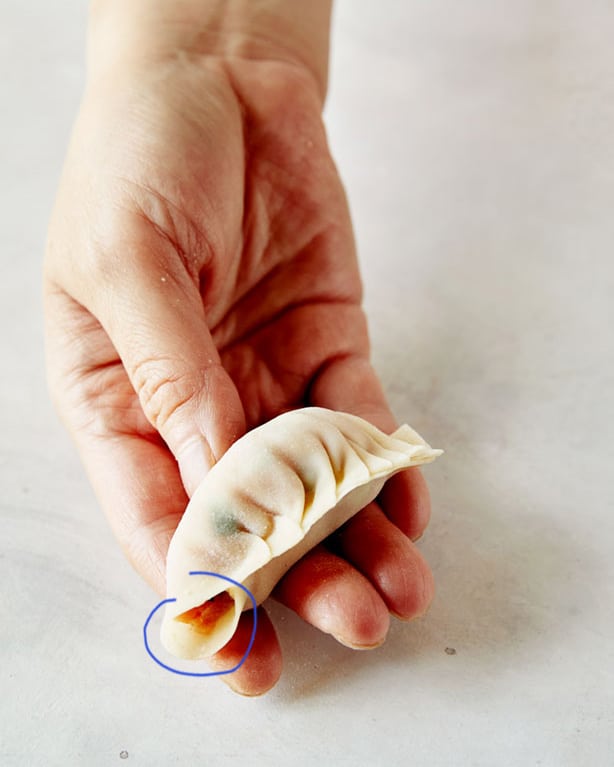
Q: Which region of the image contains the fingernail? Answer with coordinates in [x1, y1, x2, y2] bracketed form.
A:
[332, 633, 386, 650]
[178, 437, 215, 497]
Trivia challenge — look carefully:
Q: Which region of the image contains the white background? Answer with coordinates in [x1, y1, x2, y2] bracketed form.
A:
[1, 1, 613, 764]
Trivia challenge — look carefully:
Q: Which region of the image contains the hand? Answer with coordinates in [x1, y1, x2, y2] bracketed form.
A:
[44, 26, 434, 696]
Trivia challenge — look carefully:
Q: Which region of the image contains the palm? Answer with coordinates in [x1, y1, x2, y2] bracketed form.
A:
[73, 60, 362, 425]
[129, 59, 365, 429]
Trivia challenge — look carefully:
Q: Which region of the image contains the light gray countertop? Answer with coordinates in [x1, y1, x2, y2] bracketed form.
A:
[2, 1, 613, 765]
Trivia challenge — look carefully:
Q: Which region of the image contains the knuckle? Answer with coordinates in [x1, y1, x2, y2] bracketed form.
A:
[129, 357, 199, 434]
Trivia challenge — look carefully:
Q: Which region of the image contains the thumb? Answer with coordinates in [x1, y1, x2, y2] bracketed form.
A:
[134, 351, 246, 496]
[72, 246, 245, 496]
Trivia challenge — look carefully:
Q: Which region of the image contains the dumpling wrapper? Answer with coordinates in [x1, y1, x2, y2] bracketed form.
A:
[161, 407, 442, 660]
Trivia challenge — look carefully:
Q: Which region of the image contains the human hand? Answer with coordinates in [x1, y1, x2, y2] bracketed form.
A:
[44, 0, 434, 695]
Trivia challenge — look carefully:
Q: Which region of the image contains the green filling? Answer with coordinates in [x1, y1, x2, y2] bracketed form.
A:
[212, 509, 239, 536]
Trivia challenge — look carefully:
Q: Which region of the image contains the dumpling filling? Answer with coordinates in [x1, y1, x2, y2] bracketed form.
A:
[176, 591, 235, 636]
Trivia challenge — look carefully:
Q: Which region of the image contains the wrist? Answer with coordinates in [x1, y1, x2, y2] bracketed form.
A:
[88, 0, 332, 100]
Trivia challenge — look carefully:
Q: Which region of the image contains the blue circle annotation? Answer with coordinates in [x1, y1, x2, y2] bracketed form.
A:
[143, 570, 258, 677]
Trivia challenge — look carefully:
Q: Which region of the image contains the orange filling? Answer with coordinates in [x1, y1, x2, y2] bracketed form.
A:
[176, 591, 235, 635]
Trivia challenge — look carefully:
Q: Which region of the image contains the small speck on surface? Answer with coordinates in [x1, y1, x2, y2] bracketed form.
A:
[160, 276, 167, 282]
[445, 647, 457, 655]
[119, 751, 129, 759]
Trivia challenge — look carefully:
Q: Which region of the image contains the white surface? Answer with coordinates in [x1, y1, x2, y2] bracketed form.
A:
[2, 1, 613, 765]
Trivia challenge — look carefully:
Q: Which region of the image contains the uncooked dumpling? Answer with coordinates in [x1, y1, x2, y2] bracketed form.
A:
[161, 407, 442, 660]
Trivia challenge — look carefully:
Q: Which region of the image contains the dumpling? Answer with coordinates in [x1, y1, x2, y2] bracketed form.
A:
[161, 407, 442, 660]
